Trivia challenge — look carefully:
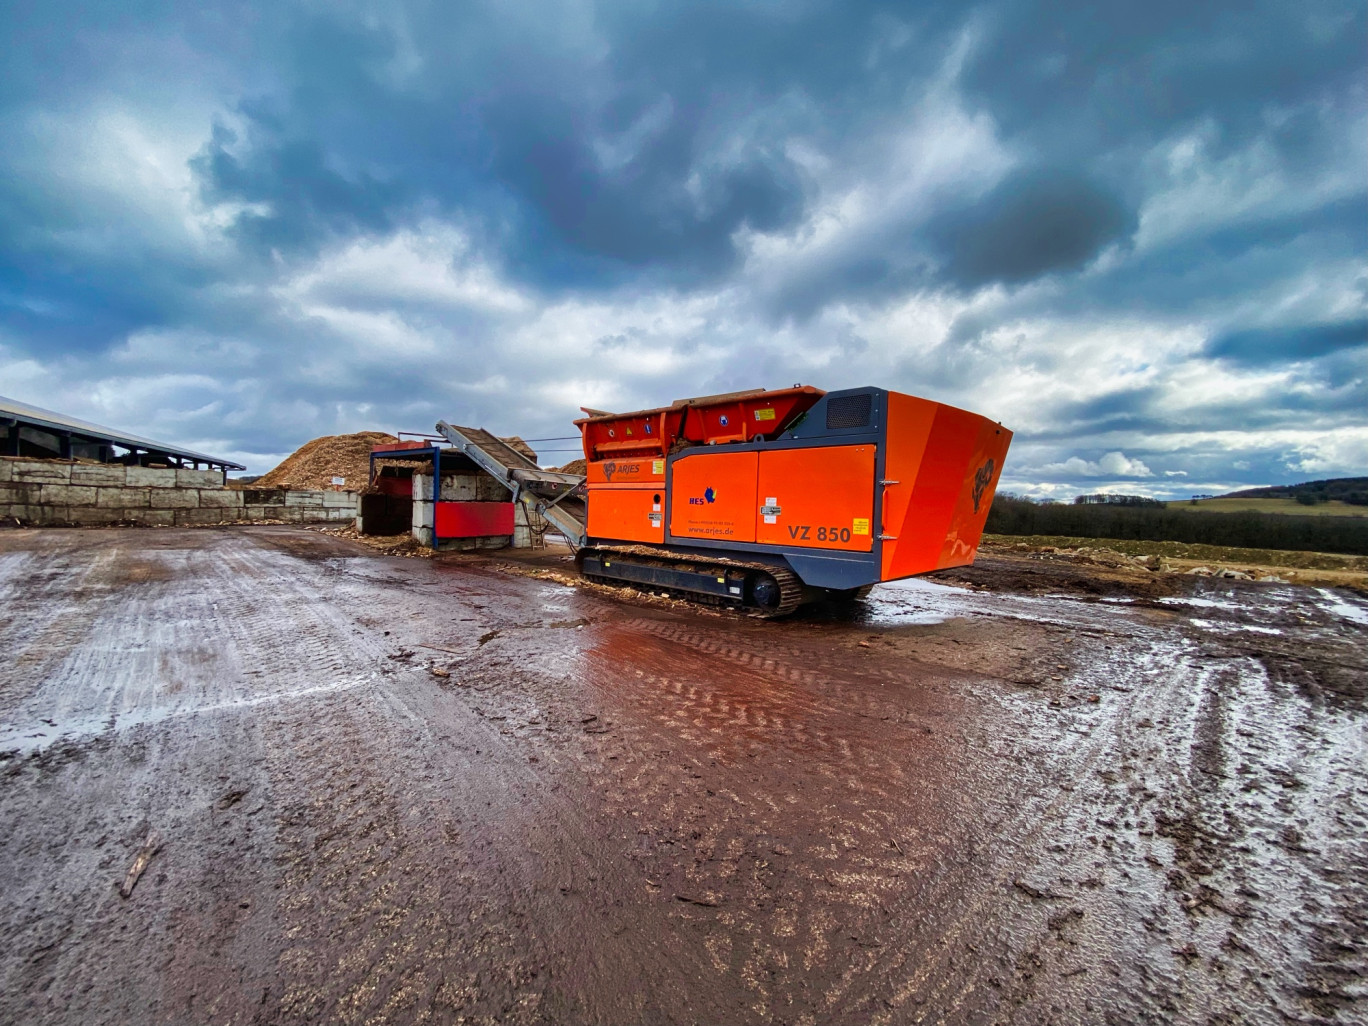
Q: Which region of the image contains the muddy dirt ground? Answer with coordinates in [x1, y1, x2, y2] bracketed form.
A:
[1, 527, 1365, 1025]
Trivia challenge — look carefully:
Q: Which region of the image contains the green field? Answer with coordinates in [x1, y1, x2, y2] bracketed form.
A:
[1179, 498, 1368, 517]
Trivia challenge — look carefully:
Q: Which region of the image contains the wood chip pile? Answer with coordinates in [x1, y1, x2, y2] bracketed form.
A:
[255, 432, 399, 491]
[554, 459, 587, 476]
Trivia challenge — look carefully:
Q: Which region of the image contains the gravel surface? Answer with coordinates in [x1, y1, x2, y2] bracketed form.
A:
[1, 527, 1364, 1025]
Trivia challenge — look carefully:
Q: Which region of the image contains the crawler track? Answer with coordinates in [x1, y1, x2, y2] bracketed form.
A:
[577, 544, 805, 617]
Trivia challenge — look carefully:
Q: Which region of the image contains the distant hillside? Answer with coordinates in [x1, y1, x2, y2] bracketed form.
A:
[1223, 477, 1368, 505]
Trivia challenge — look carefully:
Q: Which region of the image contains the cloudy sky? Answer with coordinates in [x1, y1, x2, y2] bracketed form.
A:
[1, 1, 1363, 494]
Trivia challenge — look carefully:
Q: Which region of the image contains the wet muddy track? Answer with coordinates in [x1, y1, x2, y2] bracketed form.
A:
[1, 528, 1364, 1025]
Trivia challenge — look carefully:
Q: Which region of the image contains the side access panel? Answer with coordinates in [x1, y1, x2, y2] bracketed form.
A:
[880, 393, 1012, 580]
[585, 457, 666, 543]
[755, 445, 875, 552]
[586, 487, 664, 543]
[668, 451, 758, 544]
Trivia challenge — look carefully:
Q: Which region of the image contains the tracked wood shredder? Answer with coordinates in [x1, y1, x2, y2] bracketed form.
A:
[436, 385, 1011, 616]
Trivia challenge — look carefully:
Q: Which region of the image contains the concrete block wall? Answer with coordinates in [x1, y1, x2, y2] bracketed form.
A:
[0, 457, 359, 527]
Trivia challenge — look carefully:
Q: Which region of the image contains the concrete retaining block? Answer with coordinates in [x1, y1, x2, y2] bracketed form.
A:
[0, 483, 39, 503]
[197, 489, 245, 509]
[321, 490, 359, 508]
[126, 466, 179, 488]
[123, 508, 176, 527]
[59, 507, 119, 525]
[0, 460, 11, 483]
[13, 461, 70, 483]
[283, 490, 326, 507]
[40, 484, 98, 506]
[413, 501, 435, 528]
[148, 488, 199, 509]
[243, 505, 286, 520]
[96, 487, 151, 508]
[70, 464, 126, 487]
[176, 468, 222, 489]
[175, 508, 231, 526]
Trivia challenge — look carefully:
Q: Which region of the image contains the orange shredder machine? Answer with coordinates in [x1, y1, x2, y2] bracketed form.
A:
[571, 385, 1012, 615]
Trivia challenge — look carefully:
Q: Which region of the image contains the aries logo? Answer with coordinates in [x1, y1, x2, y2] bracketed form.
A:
[972, 458, 995, 513]
[603, 461, 618, 481]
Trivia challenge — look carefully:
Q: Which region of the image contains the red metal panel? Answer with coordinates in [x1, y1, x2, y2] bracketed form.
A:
[435, 501, 514, 538]
[574, 386, 824, 461]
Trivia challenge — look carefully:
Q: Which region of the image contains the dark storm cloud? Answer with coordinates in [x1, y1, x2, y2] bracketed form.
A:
[192, 123, 404, 255]
[1206, 319, 1368, 365]
[928, 168, 1134, 286]
[960, 1, 1365, 153]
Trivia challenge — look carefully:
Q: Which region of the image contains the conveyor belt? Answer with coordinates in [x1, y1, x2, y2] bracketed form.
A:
[435, 421, 587, 548]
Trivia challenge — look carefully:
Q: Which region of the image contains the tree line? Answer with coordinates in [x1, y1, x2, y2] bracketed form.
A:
[985, 496, 1368, 556]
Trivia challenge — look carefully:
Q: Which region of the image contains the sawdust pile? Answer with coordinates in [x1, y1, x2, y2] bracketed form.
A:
[500, 437, 538, 463]
[255, 432, 399, 490]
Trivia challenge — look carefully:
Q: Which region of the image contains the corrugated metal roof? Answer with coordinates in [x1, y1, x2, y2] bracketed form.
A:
[0, 394, 246, 469]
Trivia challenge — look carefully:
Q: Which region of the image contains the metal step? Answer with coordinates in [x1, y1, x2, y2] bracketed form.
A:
[435, 421, 587, 548]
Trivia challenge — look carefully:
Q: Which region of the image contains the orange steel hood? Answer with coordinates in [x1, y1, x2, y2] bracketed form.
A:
[877, 391, 1012, 580]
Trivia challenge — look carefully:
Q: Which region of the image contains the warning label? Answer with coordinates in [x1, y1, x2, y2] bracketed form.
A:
[652, 459, 665, 474]
[753, 408, 776, 421]
[852, 518, 870, 535]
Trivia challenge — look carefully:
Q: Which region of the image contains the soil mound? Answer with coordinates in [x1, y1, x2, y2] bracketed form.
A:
[256, 432, 398, 491]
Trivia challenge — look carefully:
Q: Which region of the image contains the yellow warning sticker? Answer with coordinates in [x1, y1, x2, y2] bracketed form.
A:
[652, 459, 665, 474]
[852, 518, 870, 535]
[753, 407, 776, 421]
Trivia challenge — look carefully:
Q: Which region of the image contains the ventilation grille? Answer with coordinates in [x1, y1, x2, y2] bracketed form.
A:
[825, 393, 872, 429]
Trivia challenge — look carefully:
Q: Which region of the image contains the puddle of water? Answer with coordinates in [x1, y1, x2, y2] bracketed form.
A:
[865, 578, 973, 626]
[1158, 595, 1244, 611]
[1188, 618, 1284, 636]
[0, 675, 376, 757]
[866, 577, 1151, 632]
[1316, 588, 1368, 627]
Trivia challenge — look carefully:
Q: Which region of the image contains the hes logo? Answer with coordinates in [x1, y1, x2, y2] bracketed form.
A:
[688, 486, 717, 506]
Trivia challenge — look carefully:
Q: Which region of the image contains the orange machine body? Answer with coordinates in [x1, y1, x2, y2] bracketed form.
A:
[576, 386, 1010, 590]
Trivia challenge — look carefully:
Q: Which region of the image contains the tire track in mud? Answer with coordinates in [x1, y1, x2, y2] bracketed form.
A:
[0, 545, 116, 716]
[458, 615, 1019, 1021]
[201, 536, 733, 1024]
[617, 609, 1223, 1021]
[0, 536, 283, 1026]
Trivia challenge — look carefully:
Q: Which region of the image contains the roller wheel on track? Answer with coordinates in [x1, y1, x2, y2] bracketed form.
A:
[746, 566, 804, 618]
